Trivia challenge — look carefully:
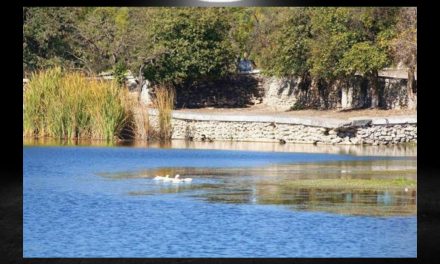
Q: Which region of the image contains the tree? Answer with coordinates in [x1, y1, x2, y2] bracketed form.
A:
[23, 7, 79, 74]
[306, 7, 396, 109]
[23, 7, 412, 110]
[344, 7, 397, 108]
[67, 7, 133, 74]
[340, 41, 389, 108]
[262, 8, 311, 78]
[390, 7, 417, 109]
[142, 8, 236, 87]
[306, 8, 362, 108]
[23, 7, 149, 76]
[228, 7, 256, 59]
[308, 8, 360, 81]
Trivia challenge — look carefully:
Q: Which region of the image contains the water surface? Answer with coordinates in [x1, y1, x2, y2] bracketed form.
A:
[23, 141, 416, 257]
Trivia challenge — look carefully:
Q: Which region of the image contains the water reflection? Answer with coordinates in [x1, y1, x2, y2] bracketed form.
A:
[98, 159, 416, 181]
[98, 159, 416, 217]
[24, 137, 417, 157]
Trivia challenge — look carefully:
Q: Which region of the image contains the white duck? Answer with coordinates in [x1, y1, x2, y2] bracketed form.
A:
[171, 174, 183, 183]
[153, 175, 164, 180]
[171, 174, 193, 183]
[182, 177, 192, 183]
[162, 175, 172, 182]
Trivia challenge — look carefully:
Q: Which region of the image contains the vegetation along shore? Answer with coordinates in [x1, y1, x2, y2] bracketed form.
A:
[23, 7, 417, 143]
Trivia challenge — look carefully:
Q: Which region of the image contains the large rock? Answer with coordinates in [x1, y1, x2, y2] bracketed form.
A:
[349, 119, 372, 127]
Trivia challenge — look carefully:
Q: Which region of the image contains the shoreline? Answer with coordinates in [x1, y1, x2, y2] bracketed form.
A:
[23, 137, 417, 157]
[146, 109, 417, 146]
[148, 108, 416, 128]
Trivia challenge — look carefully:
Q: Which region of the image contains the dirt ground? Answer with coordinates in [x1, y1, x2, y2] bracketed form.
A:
[175, 104, 417, 120]
[129, 90, 416, 120]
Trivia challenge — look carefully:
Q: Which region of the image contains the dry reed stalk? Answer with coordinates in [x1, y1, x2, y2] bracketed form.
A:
[152, 86, 175, 141]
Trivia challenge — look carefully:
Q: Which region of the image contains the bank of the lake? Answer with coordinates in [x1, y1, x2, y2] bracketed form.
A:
[23, 137, 418, 156]
[23, 69, 417, 145]
[147, 109, 417, 145]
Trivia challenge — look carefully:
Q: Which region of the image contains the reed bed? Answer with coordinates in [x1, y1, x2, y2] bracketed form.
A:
[124, 92, 152, 140]
[23, 68, 131, 140]
[152, 86, 175, 141]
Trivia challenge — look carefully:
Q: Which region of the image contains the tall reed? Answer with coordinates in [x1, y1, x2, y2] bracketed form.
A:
[124, 93, 151, 140]
[152, 86, 175, 140]
[87, 79, 128, 140]
[24, 68, 63, 137]
[23, 68, 131, 140]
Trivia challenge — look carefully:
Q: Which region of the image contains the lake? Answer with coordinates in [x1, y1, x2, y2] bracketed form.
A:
[23, 140, 417, 257]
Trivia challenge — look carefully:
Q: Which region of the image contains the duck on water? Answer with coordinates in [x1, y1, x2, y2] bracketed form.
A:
[154, 174, 192, 183]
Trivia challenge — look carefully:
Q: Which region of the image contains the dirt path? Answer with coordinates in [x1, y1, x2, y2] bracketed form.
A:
[175, 105, 416, 120]
[129, 90, 416, 120]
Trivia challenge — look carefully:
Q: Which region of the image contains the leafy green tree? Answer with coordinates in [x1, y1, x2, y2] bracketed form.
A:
[228, 7, 255, 58]
[24, 7, 144, 75]
[340, 41, 390, 108]
[68, 7, 132, 73]
[304, 8, 362, 108]
[307, 7, 396, 108]
[142, 8, 236, 87]
[23, 7, 78, 74]
[262, 8, 311, 78]
[342, 7, 396, 108]
[307, 8, 361, 81]
[23, 7, 412, 110]
[390, 7, 417, 109]
[227, 7, 281, 66]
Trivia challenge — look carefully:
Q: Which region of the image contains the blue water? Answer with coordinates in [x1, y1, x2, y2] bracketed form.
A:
[23, 146, 416, 257]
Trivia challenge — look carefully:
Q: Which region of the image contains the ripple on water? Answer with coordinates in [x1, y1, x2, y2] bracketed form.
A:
[24, 146, 416, 257]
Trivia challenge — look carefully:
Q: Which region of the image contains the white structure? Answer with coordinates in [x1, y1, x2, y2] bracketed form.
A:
[341, 86, 354, 109]
[140, 80, 152, 105]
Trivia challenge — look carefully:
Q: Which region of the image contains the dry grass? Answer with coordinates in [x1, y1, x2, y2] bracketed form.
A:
[125, 93, 152, 139]
[152, 86, 175, 140]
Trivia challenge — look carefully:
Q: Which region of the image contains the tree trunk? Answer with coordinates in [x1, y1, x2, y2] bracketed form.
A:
[369, 71, 380, 109]
[318, 79, 329, 109]
[137, 64, 145, 103]
[341, 80, 353, 110]
[308, 78, 321, 108]
[407, 66, 417, 110]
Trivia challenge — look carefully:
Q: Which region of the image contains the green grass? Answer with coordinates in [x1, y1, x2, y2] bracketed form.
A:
[24, 68, 132, 140]
[284, 177, 416, 190]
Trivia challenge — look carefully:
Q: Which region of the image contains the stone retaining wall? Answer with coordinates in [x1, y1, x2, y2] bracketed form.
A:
[148, 110, 417, 145]
[263, 75, 414, 111]
[168, 74, 414, 111]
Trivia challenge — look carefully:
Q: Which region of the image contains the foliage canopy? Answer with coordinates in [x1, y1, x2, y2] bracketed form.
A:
[23, 7, 416, 108]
